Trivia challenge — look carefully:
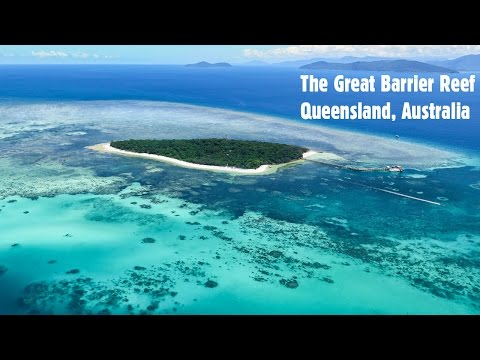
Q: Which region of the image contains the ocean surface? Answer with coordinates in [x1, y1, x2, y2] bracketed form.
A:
[0, 65, 479, 314]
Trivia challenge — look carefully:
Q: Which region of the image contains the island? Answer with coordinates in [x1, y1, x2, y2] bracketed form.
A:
[185, 61, 232, 68]
[299, 59, 457, 73]
[87, 138, 321, 175]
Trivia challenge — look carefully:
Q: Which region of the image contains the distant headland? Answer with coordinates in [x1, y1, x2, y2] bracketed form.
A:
[300, 59, 457, 73]
[186, 61, 232, 68]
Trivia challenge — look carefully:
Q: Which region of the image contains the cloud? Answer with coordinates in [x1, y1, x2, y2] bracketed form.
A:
[31, 50, 115, 60]
[72, 52, 90, 59]
[32, 50, 69, 58]
[243, 45, 480, 60]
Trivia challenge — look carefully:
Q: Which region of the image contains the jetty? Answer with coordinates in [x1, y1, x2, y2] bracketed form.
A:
[305, 158, 403, 173]
[305, 158, 441, 206]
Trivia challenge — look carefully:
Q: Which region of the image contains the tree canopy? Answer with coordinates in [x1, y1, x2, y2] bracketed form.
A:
[110, 138, 308, 169]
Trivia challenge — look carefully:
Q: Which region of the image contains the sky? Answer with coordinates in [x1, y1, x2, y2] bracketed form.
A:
[0, 45, 479, 64]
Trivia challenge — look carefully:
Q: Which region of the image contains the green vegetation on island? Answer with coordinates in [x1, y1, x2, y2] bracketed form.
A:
[110, 139, 308, 169]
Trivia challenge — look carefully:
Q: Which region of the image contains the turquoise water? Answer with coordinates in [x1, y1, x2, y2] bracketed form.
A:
[0, 99, 479, 314]
[0, 187, 475, 315]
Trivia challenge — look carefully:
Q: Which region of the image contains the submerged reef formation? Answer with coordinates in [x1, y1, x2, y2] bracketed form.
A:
[0, 265, 7, 276]
[18, 261, 218, 315]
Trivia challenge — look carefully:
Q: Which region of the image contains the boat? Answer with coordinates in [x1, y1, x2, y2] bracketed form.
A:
[386, 165, 403, 172]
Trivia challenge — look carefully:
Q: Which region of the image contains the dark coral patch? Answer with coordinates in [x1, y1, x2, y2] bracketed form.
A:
[205, 280, 218, 288]
[280, 278, 299, 289]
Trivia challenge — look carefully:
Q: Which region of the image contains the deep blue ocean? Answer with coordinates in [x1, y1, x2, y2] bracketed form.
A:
[0, 65, 479, 314]
[0, 65, 478, 152]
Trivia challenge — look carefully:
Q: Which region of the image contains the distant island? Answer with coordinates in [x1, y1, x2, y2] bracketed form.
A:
[429, 54, 480, 71]
[186, 61, 232, 68]
[300, 59, 457, 73]
[87, 139, 318, 175]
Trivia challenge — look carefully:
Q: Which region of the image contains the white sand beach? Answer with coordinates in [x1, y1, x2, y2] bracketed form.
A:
[87, 143, 321, 175]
